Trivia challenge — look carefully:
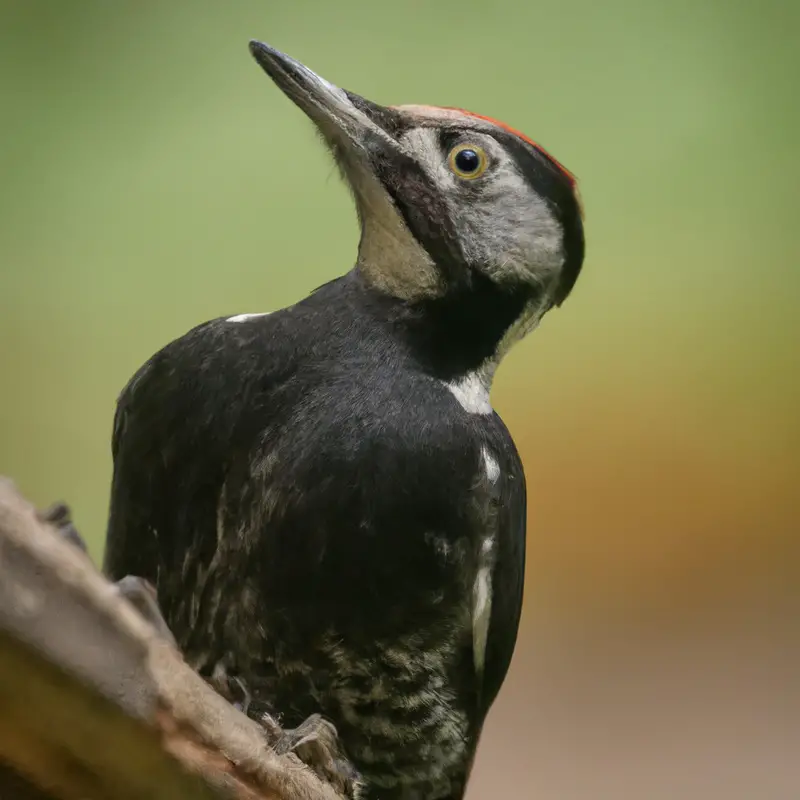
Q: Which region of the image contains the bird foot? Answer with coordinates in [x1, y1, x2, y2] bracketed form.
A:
[274, 713, 363, 799]
[217, 674, 363, 798]
[40, 503, 360, 795]
[214, 674, 284, 739]
[37, 502, 177, 647]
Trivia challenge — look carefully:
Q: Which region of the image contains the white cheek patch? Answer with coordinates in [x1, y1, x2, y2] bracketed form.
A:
[401, 127, 565, 291]
[462, 167, 565, 287]
[226, 312, 272, 323]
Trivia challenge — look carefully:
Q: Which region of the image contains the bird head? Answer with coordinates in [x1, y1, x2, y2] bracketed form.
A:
[250, 41, 584, 370]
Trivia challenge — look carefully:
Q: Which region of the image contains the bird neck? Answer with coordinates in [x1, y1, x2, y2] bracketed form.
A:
[353, 267, 541, 382]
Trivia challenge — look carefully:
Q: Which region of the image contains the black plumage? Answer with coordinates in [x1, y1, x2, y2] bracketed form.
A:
[103, 41, 584, 800]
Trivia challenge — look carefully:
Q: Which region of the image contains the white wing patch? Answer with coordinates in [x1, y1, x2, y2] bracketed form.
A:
[472, 553, 494, 675]
[473, 446, 499, 674]
[481, 447, 500, 483]
[226, 312, 272, 323]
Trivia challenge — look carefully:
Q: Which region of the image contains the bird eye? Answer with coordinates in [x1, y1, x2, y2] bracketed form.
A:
[448, 144, 488, 180]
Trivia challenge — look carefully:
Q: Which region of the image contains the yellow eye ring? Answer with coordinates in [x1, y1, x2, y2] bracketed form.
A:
[448, 144, 488, 180]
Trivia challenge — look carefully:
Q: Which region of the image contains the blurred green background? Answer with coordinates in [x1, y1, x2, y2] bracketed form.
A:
[1, 2, 798, 798]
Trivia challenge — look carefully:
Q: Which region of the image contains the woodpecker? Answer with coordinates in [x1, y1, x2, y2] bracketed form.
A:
[102, 41, 584, 800]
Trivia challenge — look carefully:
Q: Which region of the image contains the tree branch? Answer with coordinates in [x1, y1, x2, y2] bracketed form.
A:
[0, 477, 344, 800]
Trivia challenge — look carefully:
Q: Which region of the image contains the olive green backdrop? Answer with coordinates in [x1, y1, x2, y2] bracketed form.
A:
[1, 2, 798, 798]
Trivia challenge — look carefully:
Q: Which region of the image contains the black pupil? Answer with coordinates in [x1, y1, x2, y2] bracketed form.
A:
[454, 148, 480, 173]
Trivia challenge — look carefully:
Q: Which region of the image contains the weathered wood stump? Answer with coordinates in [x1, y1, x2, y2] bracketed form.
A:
[0, 477, 343, 800]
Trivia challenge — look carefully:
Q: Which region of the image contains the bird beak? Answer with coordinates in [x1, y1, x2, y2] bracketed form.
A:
[249, 41, 401, 164]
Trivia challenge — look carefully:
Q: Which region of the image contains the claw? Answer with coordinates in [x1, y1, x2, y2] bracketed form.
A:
[208, 673, 363, 798]
[274, 714, 363, 799]
[208, 670, 284, 740]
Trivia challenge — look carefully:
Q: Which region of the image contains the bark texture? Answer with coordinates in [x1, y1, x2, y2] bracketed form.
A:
[0, 477, 344, 800]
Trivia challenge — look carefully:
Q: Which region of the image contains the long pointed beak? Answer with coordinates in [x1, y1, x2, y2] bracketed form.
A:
[248, 41, 400, 159]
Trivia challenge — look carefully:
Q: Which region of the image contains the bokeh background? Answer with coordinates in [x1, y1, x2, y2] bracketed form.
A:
[1, 2, 798, 798]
